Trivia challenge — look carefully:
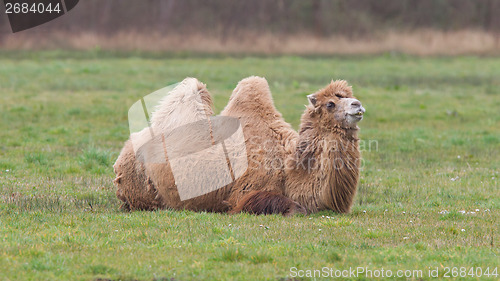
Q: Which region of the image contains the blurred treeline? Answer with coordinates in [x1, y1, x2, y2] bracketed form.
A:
[2, 0, 499, 36]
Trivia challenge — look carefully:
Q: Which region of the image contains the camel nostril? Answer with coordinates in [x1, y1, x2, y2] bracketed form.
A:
[351, 100, 361, 107]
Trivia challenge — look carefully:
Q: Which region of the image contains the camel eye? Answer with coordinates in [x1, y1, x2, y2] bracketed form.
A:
[335, 94, 343, 98]
[326, 101, 335, 108]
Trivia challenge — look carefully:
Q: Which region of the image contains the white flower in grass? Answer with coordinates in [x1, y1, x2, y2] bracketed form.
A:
[461, 229, 465, 232]
[475, 209, 480, 212]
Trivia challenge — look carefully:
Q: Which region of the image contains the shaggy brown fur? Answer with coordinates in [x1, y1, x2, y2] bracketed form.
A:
[285, 80, 362, 213]
[113, 76, 364, 214]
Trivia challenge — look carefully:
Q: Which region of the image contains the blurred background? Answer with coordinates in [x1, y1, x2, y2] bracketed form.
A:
[1, 0, 499, 55]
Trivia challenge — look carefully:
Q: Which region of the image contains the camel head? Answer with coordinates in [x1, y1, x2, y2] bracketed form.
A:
[306, 80, 365, 130]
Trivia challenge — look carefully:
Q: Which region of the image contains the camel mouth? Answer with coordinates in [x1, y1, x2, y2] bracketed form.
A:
[348, 112, 364, 119]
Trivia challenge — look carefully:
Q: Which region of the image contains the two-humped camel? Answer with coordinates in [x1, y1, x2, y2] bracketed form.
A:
[113, 77, 365, 215]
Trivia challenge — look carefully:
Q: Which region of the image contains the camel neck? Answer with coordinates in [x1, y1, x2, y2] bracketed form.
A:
[289, 119, 360, 213]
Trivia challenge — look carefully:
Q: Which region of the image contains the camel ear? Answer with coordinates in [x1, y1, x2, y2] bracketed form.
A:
[307, 94, 317, 106]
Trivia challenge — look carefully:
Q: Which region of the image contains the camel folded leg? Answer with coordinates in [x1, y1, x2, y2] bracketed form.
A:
[230, 190, 307, 216]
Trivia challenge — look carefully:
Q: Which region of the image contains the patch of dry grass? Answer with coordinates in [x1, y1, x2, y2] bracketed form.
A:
[2, 29, 500, 56]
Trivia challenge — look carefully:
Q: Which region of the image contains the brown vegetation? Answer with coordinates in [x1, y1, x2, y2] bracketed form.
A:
[1, 0, 499, 55]
[2, 30, 499, 56]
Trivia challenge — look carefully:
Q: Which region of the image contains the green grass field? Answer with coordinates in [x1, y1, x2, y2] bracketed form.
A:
[0, 52, 498, 280]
